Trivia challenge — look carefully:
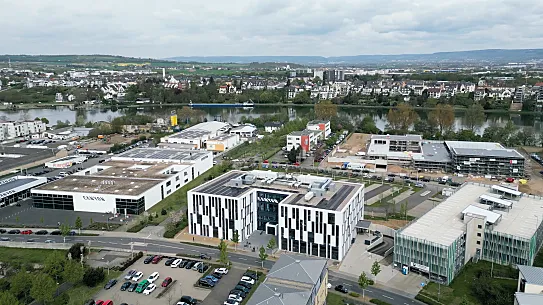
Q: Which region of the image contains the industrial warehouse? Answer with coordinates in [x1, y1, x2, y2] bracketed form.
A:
[31, 148, 213, 214]
[394, 183, 543, 285]
[0, 176, 47, 207]
[188, 170, 364, 261]
[366, 135, 525, 177]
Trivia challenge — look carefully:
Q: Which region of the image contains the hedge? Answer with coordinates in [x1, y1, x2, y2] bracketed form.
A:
[370, 299, 393, 305]
[119, 251, 143, 271]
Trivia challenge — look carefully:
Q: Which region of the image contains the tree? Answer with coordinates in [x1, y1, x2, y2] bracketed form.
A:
[292, 90, 311, 104]
[287, 147, 299, 164]
[358, 271, 370, 299]
[68, 243, 87, 262]
[60, 223, 71, 243]
[357, 116, 380, 134]
[429, 104, 455, 134]
[259, 246, 268, 268]
[460, 295, 470, 305]
[399, 201, 408, 220]
[30, 273, 56, 305]
[10, 270, 32, 301]
[314, 100, 337, 120]
[463, 103, 485, 132]
[75, 216, 83, 234]
[82, 267, 105, 287]
[0, 291, 21, 305]
[62, 261, 84, 284]
[371, 261, 381, 281]
[386, 103, 418, 131]
[43, 251, 66, 281]
[267, 238, 276, 255]
[218, 239, 229, 267]
[231, 230, 239, 251]
[517, 127, 537, 146]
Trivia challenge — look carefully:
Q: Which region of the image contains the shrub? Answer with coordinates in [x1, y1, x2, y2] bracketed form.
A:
[369, 279, 375, 285]
[127, 220, 147, 233]
[119, 252, 143, 271]
[161, 208, 167, 216]
[163, 214, 188, 238]
[83, 267, 105, 287]
[349, 292, 360, 297]
[67, 243, 87, 260]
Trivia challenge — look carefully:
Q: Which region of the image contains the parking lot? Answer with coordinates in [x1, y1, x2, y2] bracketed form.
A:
[93, 256, 211, 305]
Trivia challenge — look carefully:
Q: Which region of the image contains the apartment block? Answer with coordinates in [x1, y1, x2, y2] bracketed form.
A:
[306, 120, 331, 139]
[187, 170, 364, 260]
[286, 130, 319, 153]
[0, 120, 46, 141]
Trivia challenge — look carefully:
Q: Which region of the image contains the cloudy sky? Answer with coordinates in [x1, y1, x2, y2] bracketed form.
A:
[1, 0, 543, 58]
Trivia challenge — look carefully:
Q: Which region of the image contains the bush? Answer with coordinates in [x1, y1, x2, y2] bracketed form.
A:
[370, 299, 393, 305]
[119, 252, 143, 271]
[163, 214, 188, 238]
[349, 292, 360, 297]
[67, 243, 87, 260]
[161, 208, 167, 216]
[127, 220, 147, 233]
[83, 267, 105, 287]
[368, 279, 375, 285]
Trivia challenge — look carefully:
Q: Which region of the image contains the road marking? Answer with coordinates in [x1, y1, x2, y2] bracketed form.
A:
[382, 295, 393, 300]
[366, 289, 373, 292]
[238, 258, 247, 261]
[343, 284, 352, 286]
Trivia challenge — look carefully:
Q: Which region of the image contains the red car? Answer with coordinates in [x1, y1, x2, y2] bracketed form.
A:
[151, 255, 163, 264]
[21, 230, 33, 235]
[103, 301, 113, 305]
[161, 277, 172, 287]
[505, 177, 515, 183]
[95, 301, 104, 305]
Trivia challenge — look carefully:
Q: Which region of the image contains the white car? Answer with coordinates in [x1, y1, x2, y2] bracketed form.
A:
[148, 271, 160, 283]
[228, 294, 243, 302]
[327, 283, 332, 289]
[224, 300, 239, 305]
[143, 283, 156, 295]
[132, 271, 143, 281]
[176, 303, 189, 305]
[192, 262, 203, 271]
[240, 276, 255, 285]
[171, 258, 182, 268]
[214, 268, 229, 275]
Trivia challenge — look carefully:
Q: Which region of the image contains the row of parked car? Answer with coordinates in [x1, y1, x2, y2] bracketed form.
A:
[222, 270, 259, 305]
[0, 229, 76, 235]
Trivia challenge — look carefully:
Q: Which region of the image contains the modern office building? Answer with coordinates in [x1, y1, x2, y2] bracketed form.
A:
[445, 141, 525, 177]
[306, 120, 331, 139]
[160, 121, 230, 149]
[31, 149, 213, 214]
[188, 170, 364, 260]
[366, 135, 525, 176]
[247, 254, 328, 305]
[286, 130, 319, 154]
[0, 176, 47, 207]
[394, 183, 543, 285]
[0, 120, 46, 140]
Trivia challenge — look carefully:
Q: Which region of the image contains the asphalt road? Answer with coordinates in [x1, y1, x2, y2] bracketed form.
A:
[365, 184, 392, 200]
[0, 233, 424, 305]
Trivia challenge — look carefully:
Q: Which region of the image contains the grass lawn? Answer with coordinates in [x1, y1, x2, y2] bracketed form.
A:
[0, 247, 62, 265]
[63, 271, 122, 304]
[327, 292, 365, 305]
[370, 187, 410, 207]
[416, 261, 517, 305]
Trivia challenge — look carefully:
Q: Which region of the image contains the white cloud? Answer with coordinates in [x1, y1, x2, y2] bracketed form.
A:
[0, 0, 542, 58]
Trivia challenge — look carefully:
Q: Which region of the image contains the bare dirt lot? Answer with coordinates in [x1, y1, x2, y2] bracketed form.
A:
[333, 133, 369, 157]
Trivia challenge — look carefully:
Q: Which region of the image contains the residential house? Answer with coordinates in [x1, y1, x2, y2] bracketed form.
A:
[286, 130, 319, 154]
[514, 265, 543, 304]
[264, 122, 283, 133]
[427, 88, 442, 99]
[229, 124, 257, 138]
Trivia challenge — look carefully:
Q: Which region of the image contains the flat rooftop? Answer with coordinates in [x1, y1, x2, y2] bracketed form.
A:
[113, 148, 209, 162]
[413, 141, 451, 163]
[288, 130, 318, 137]
[399, 183, 543, 246]
[87, 161, 188, 179]
[445, 141, 524, 159]
[192, 170, 363, 211]
[168, 129, 211, 139]
[0, 176, 44, 193]
[371, 134, 422, 142]
[34, 176, 158, 196]
[0, 147, 56, 172]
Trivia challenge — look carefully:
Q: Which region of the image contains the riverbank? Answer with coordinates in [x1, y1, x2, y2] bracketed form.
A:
[2, 101, 542, 115]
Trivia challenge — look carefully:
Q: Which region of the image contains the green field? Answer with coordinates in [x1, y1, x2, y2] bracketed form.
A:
[0, 247, 63, 265]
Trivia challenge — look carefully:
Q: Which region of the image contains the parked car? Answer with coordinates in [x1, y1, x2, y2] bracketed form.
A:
[200, 253, 211, 260]
[237, 281, 252, 289]
[50, 230, 61, 235]
[242, 270, 257, 280]
[35, 230, 48, 235]
[198, 264, 209, 273]
[143, 283, 156, 295]
[128, 282, 137, 292]
[151, 255, 163, 264]
[0, 237, 10, 241]
[178, 296, 197, 305]
[204, 275, 219, 283]
[95, 300, 104, 305]
[120, 281, 131, 291]
[8, 229, 20, 234]
[335, 285, 348, 293]
[104, 279, 117, 290]
[179, 260, 188, 268]
[124, 269, 137, 280]
[212, 272, 223, 279]
[215, 268, 229, 275]
[162, 277, 172, 287]
[102, 301, 112, 305]
[199, 278, 215, 287]
[415, 182, 425, 188]
[147, 272, 159, 283]
[171, 258, 182, 268]
[144, 256, 154, 264]
[132, 271, 143, 281]
[230, 289, 247, 298]
[185, 260, 196, 269]
[135, 280, 150, 293]
[165, 258, 176, 266]
[240, 276, 255, 285]
[0, 229, 6, 233]
[192, 262, 203, 271]
[224, 299, 239, 305]
[228, 294, 243, 302]
[234, 285, 250, 293]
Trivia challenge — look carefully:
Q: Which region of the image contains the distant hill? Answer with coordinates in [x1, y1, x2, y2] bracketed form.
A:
[167, 49, 543, 65]
[0, 54, 172, 65]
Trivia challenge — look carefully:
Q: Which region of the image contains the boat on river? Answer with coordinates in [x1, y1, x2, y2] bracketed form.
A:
[189, 100, 254, 108]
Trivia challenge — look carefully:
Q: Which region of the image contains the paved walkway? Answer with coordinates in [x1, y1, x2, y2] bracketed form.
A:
[408, 200, 439, 218]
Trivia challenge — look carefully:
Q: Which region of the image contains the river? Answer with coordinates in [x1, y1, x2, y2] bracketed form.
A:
[1, 105, 542, 133]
